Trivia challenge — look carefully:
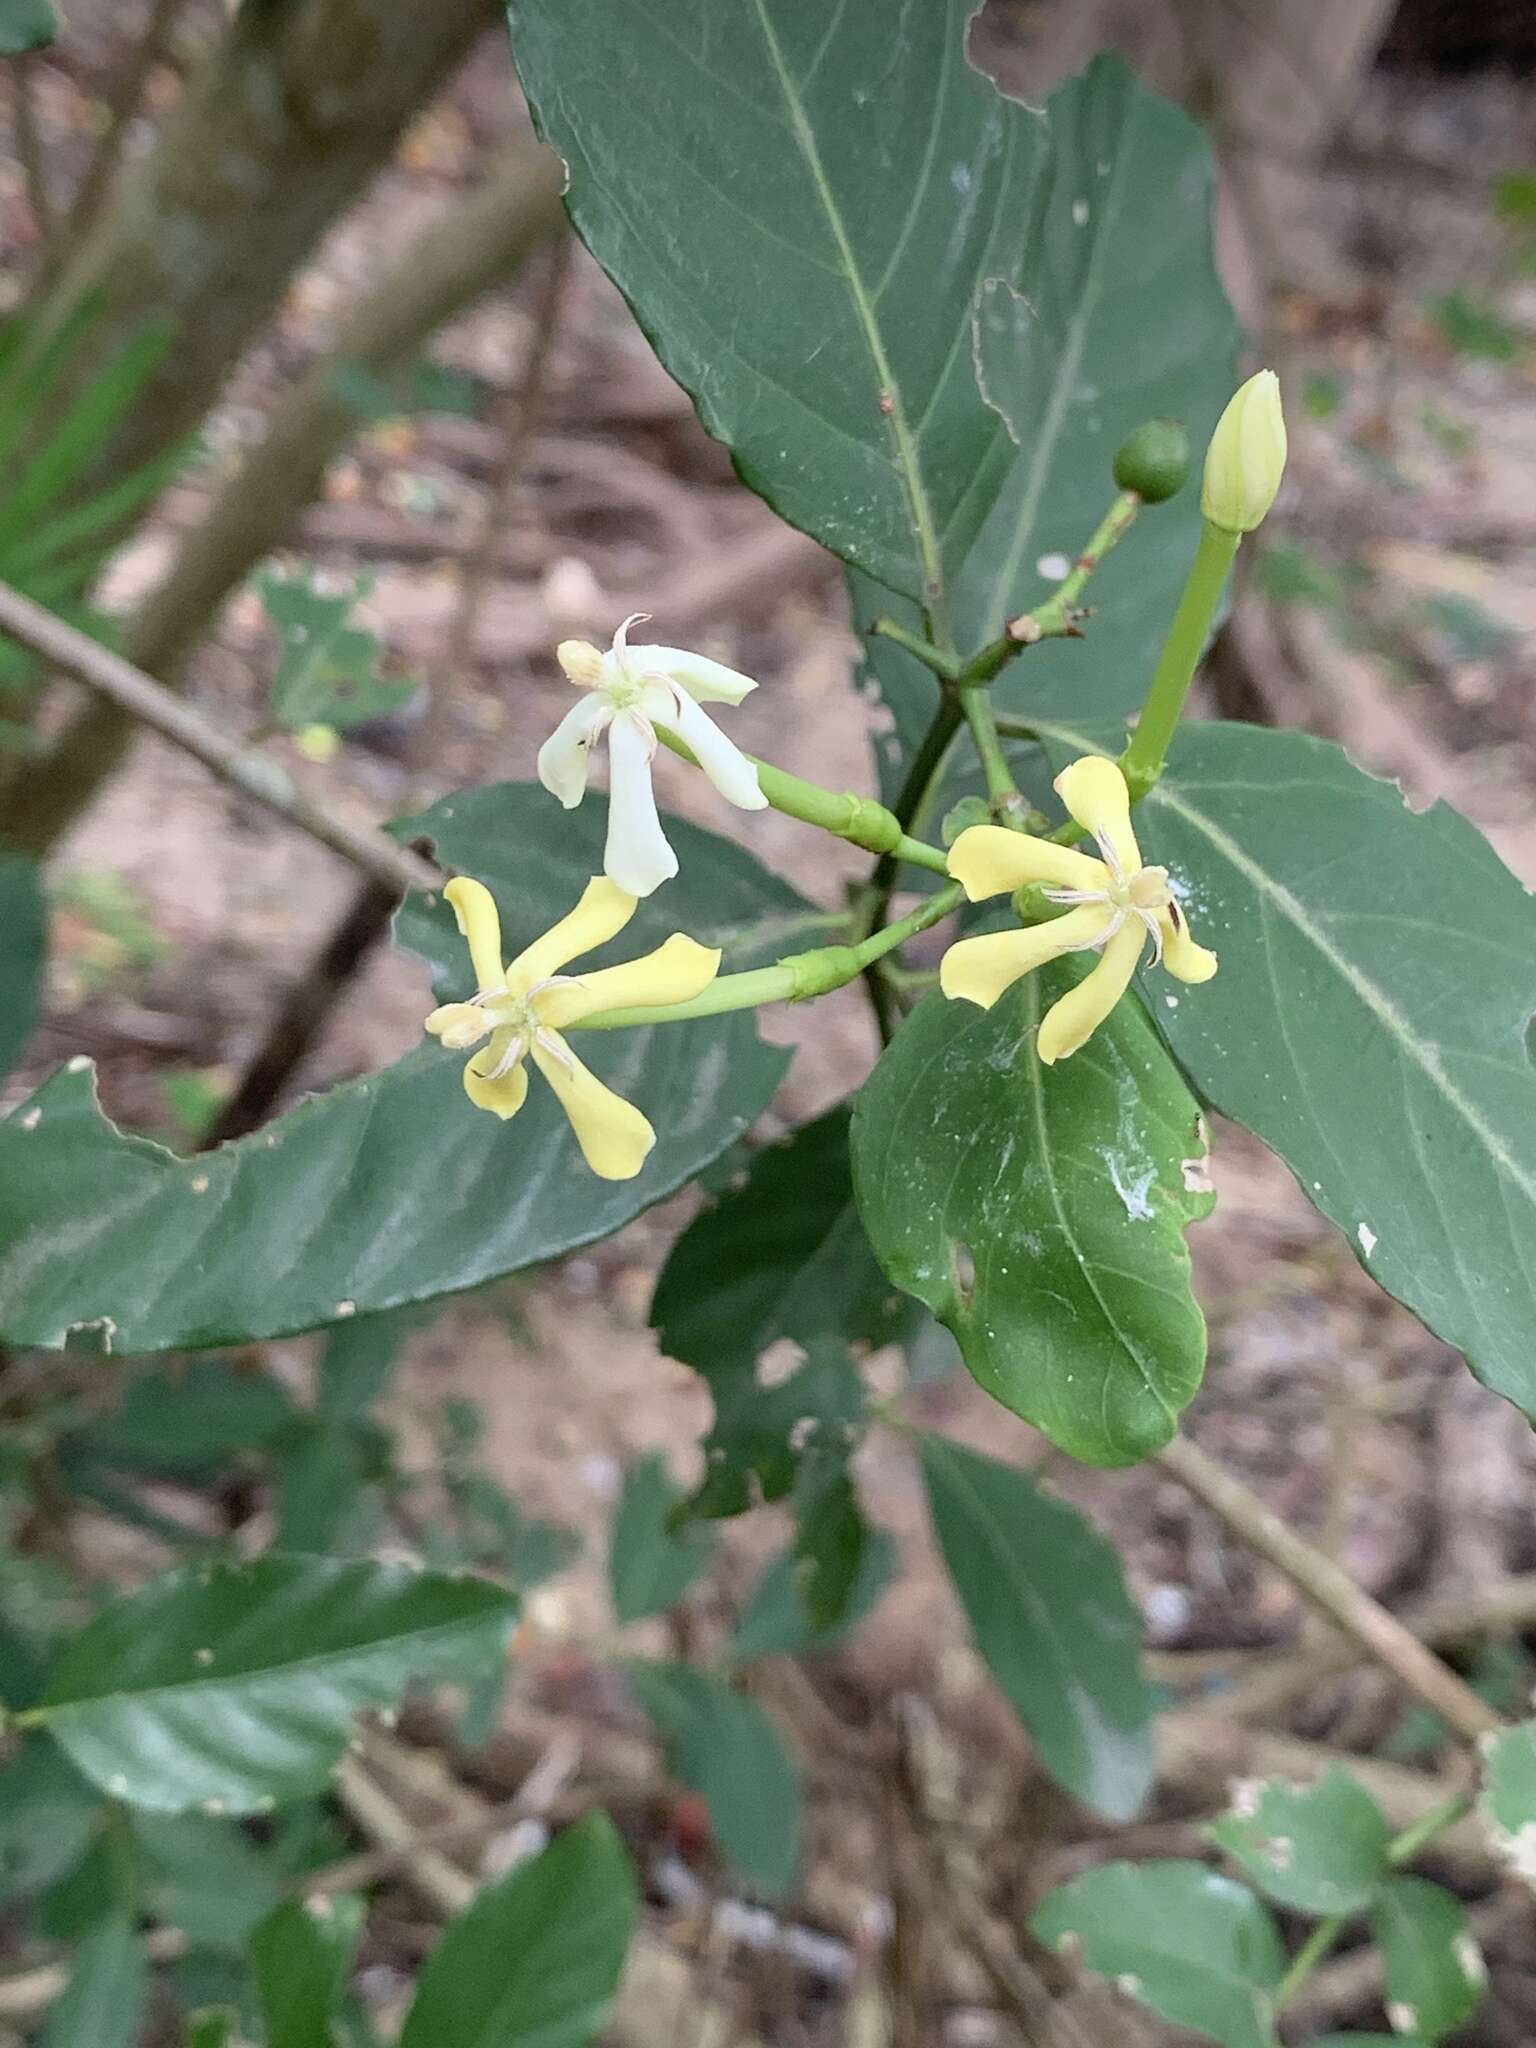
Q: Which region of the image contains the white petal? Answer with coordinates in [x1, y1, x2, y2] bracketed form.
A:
[537, 693, 610, 809]
[604, 710, 678, 897]
[658, 689, 766, 811]
[633, 642, 758, 705]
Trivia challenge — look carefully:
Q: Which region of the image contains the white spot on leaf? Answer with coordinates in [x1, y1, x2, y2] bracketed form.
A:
[1358, 1223, 1377, 1257]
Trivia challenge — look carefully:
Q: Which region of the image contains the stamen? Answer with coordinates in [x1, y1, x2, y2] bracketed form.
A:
[1087, 908, 1128, 950]
[1137, 908, 1165, 966]
[1094, 828, 1126, 887]
[1042, 886, 1111, 907]
[485, 1033, 529, 1081]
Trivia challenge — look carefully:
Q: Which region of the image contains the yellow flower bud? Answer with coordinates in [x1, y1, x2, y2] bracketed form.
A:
[556, 638, 606, 688]
[1200, 369, 1287, 534]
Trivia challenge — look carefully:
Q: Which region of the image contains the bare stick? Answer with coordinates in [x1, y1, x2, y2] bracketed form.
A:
[1157, 1435, 1500, 1743]
[0, 580, 438, 895]
[54, 0, 192, 267]
[10, 56, 55, 252]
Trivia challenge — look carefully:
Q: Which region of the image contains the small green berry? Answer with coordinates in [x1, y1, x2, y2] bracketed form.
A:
[1113, 418, 1190, 504]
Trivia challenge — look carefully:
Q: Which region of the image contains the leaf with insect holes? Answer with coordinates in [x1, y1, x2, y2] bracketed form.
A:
[257, 568, 419, 731]
[1032, 1860, 1284, 2048]
[918, 1434, 1156, 1819]
[0, 792, 803, 1352]
[32, 1557, 516, 1813]
[1370, 1877, 1486, 2043]
[399, 1813, 635, 2048]
[1209, 1767, 1391, 1915]
[852, 975, 1214, 1466]
[1478, 1720, 1536, 1889]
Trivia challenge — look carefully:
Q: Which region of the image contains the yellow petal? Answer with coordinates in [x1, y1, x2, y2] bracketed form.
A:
[1158, 903, 1218, 984]
[536, 933, 721, 1030]
[462, 1031, 530, 1118]
[1054, 757, 1141, 878]
[425, 1001, 488, 1051]
[530, 1032, 655, 1180]
[1037, 920, 1146, 1064]
[947, 825, 1108, 903]
[444, 877, 505, 994]
[506, 877, 637, 992]
[939, 906, 1115, 1010]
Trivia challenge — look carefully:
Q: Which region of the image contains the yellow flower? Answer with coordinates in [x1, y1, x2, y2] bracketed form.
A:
[940, 756, 1217, 1064]
[424, 875, 720, 1179]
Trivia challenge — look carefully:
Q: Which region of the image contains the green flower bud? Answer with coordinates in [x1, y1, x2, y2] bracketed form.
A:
[1201, 369, 1287, 534]
[1112, 418, 1189, 503]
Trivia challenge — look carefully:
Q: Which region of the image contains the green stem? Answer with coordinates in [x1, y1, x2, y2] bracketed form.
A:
[574, 883, 964, 1032]
[656, 730, 950, 876]
[1119, 519, 1239, 797]
[959, 488, 1143, 689]
[1272, 1787, 1476, 2010]
[958, 684, 1023, 818]
[871, 615, 959, 683]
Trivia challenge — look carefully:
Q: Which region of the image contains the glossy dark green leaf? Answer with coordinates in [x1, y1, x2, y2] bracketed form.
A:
[33, 1557, 517, 1812]
[0, 1741, 103, 1902]
[510, 0, 1049, 600]
[853, 977, 1214, 1465]
[689, 1336, 866, 1522]
[625, 1660, 802, 1897]
[41, 1916, 147, 2048]
[398, 1813, 635, 2048]
[1039, 718, 1536, 1430]
[1369, 1877, 1486, 2042]
[0, 791, 802, 1352]
[0, 849, 43, 1079]
[608, 1453, 714, 1623]
[1208, 1767, 1390, 1914]
[1477, 1719, 1536, 1889]
[856, 56, 1236, 805]
[315, 1308, 419, 1421]
[725, 1528, 894, 1664]
[790, 1463, 868, 1632]
[249, 1895, 366, 2048]
[1031, 1861, 1283, 2048]
[652, 1105, 914, 1384]
[256, 568, 418, 732]
[918, 1434, 1155, 1819]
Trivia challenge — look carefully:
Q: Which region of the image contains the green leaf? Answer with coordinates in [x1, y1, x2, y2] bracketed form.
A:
[0, 0, 58, 52]
[1426, 289, 1521, 363]
[256, 569, 419, 731]
[1478, 1719, 1536, 1888]
[41, 1916, 147, 2048]
[917, 1434, 1155, 1819]
[725, 1527, 894, 1664]
[32, 1556, 517, 1812]
[625, 1660, 802, 1897]
[136, 1812, 282, 1951]
[72, 1359, 298, 1470]
[0, 1741, 103, 1902]
[652, 1105, 914, 1383]
[1369, 1876, 1486, 2042]
[0, 791, 800, 1351]
[0, 850, 43, 1080]
[1038, 719, 1536, 1433]
[689, 1336, 866, 1522]
[608, 1454, 714, 1623]
[1208, 1767, 1390, 1914]
[510, 0, 1049, 601]
[856, 56, 1236, 804]
[184, 2014, 239, 2048]
[250, 1895, 366, 2048]
[852, 976, 1213, 1466]
[274, 1426, 376, 1555]
[399, 1812, 635, 2048]
[1031, 1860, 1283, 2048]
[790, 1463, 868, 1632]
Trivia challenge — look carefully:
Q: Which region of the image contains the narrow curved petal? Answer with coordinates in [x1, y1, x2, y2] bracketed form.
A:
[538, 933, 721, 1029]
[1054, 757, 1141, 878]
[939, 905, 1115, 1010]
[444, 877, 505, 993]
[658, 690, 766, 811]
[531, 1032, 655, 1179]
[603, 710, 679, 897]
[635, 643, 758, 705]
[537, 692, 609, 809]
[463, 1032, 530, 1118]
[507, 876, 637, 991]
[1158, 902, 1218, 983]
[424, 1001, 489, 1051]
[1037, 919, 1147, 1065]
[947, 825, 1108, 903]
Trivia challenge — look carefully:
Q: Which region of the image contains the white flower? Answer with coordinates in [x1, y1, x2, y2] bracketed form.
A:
[537, 613, 768, 896]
